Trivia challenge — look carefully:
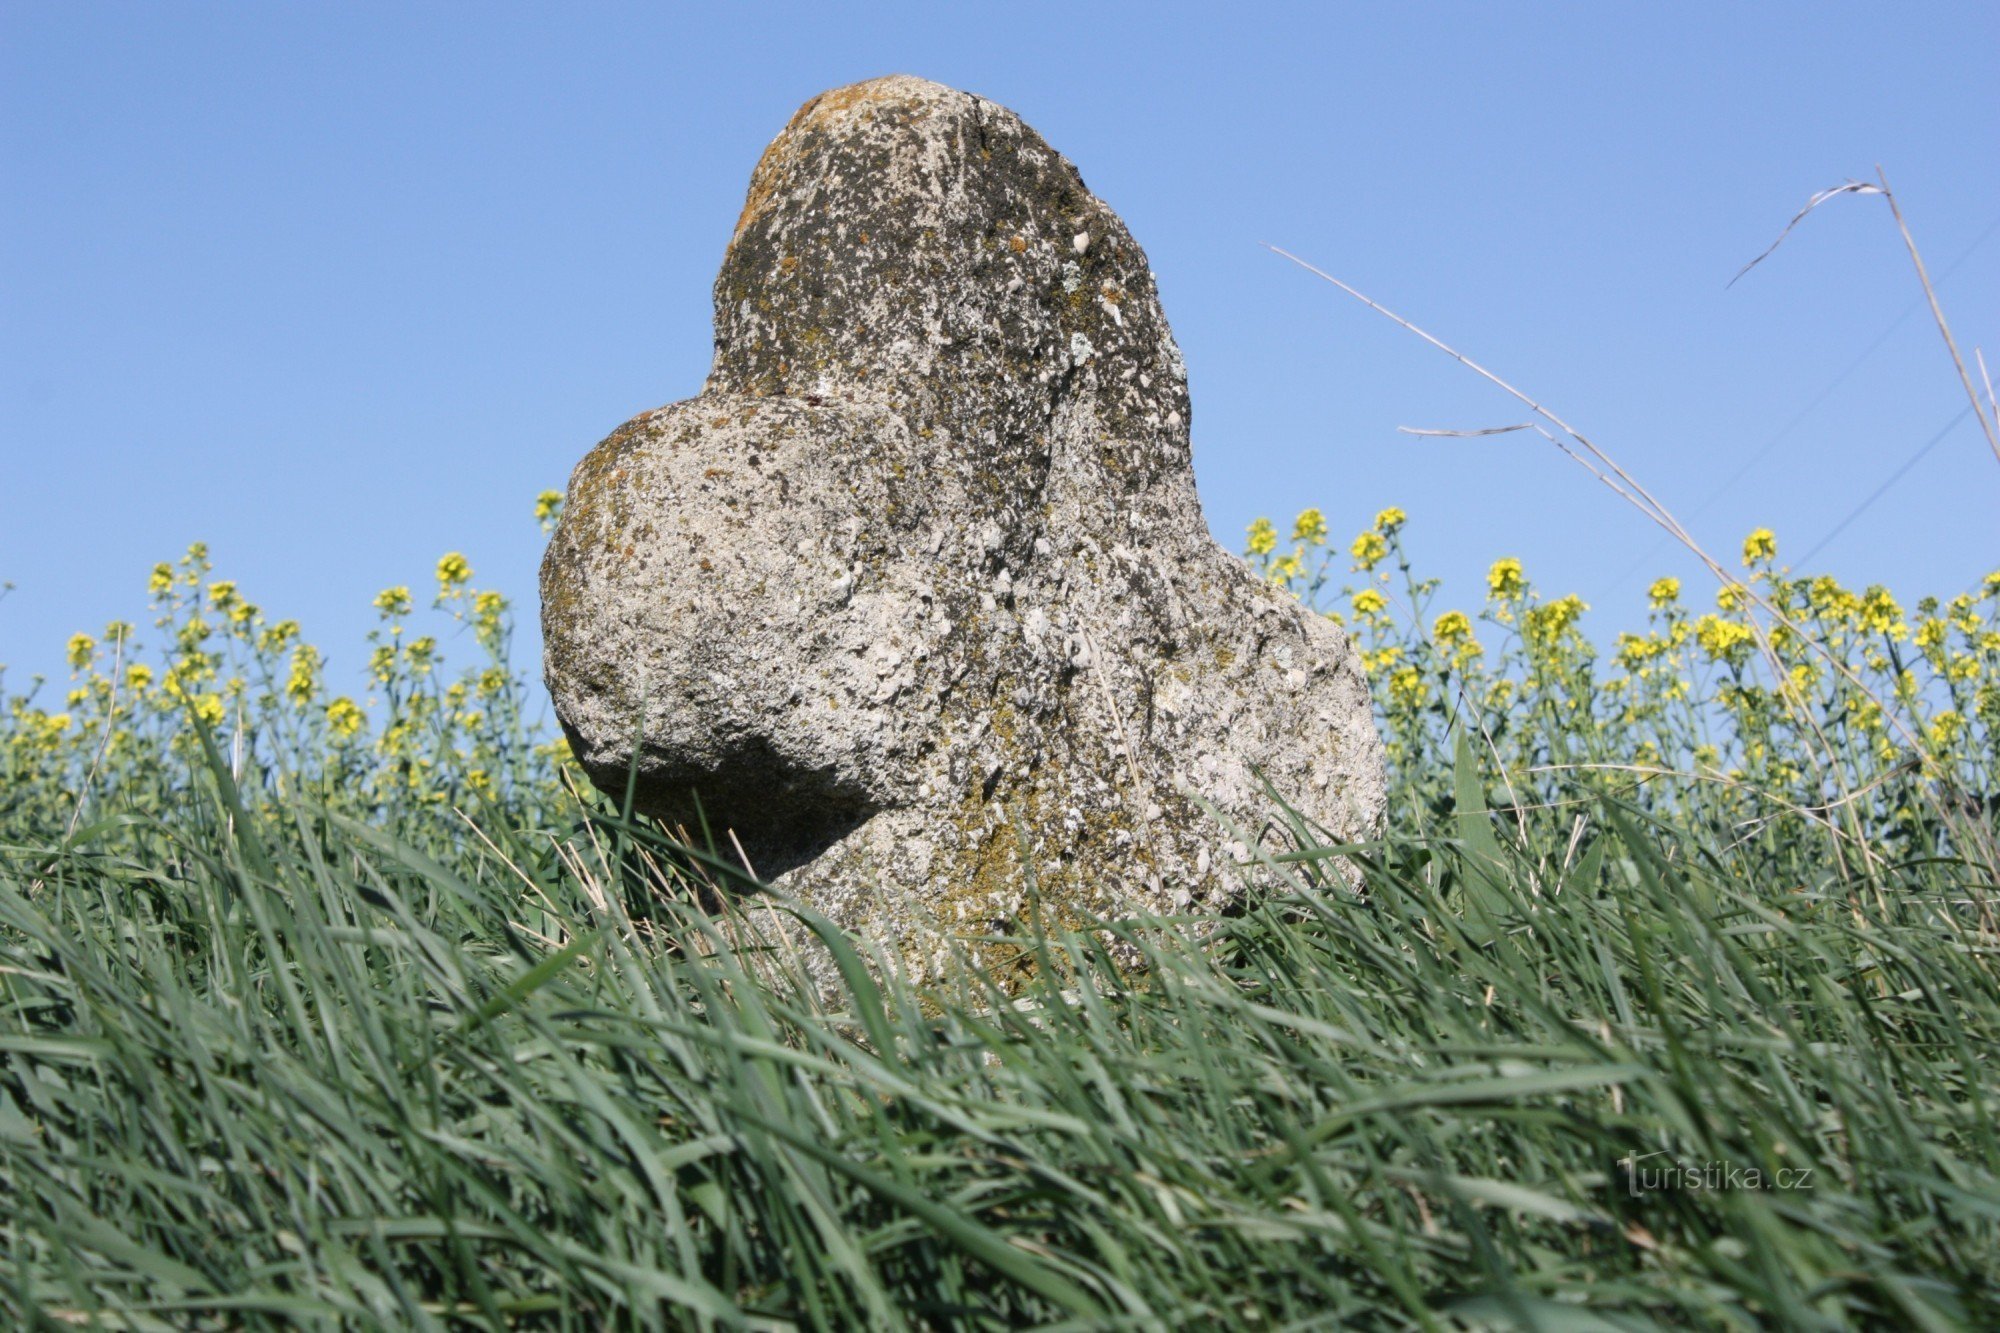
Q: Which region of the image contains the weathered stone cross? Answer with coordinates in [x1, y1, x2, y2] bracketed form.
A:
[542, 76, 1383, 972]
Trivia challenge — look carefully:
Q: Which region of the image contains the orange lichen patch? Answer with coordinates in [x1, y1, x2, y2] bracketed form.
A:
[779, 255, 798, 273]
[732, 76, 929, 245]
[1009, 235, 1027, 254]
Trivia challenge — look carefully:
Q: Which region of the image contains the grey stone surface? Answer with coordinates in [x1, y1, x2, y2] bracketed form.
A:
[541, 75, 1385, 976]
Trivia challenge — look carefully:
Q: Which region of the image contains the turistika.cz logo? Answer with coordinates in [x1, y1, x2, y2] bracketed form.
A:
[1620, 1153, 1816, 1198]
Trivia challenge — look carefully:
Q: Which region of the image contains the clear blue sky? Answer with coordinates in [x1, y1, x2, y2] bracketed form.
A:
[4, 2, 1996, 698]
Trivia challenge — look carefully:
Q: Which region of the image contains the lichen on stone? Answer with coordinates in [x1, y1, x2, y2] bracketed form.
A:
[540, 75, 1386, 981]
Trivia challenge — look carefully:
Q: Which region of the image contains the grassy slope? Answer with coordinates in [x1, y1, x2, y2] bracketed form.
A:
[3, 715, 1996, 1329]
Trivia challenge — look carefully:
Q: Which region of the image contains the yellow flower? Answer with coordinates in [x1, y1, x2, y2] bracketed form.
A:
[1948, 656, 1979, 683]
[1350, 530, 1388, 570]
[1388, 665, 1426, 708]
[1808, 576, 1858, 622]
[369, 645, 397, 684]
[1352, 588, 1389, 618]
[1695, 614, 1755, 662]
[286, 645, 321, 704]
[1291, 508, 1327, 545]
[1983, 570, 2000, 599]
[1647, 577, 1680, 609]
[436, 552, 473, 591]
[1487, 558, 1525, 599]
[207, 580, 238, 611]
[1616, 632, 1663, 671]
[466, 768, 494, 796]
[477, 666, 509, 698]
[1362, 645, 1402, 673]
[1915, 619, 1947, 651]
[535, 489, 564, 526]
[148, 563, 174, 597]
[1927, 710, 1965, 749]
[326, 697, 365, 740]
[1432, 610, 1473, 643]
[1741, 528, 1777, 566]
[1373, 507, 1407, 535]
[189, 693, 225, 728]
[126, 663, 154, 692]
[374, 586, 412, 617]
[1716, 583, 1749, 612]
[1525, 594, 1587, 645]
[66, 633, 95, 670]
[1272, 552, 1304, 582]
[1246, 517, 1277, 557]
[1858, 586, 1907, 639]
[259, 619, 301, 653]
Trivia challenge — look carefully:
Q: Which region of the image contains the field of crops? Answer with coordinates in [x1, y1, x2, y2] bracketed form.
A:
[4, 500, 1997, 1328]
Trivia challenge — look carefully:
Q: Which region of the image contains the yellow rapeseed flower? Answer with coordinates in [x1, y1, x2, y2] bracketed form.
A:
[1616, 632, 1663, 671]
[477, 666, 509, 698]
[1362, 645, 1402, 674]
[1246, 517, 1277, 557]
[66, 633, 95, 670]
[1432, 610, 1473, 643]
[436, 552, 473, 591]
[148, 563, 174, 597]
[1741, 528, 1777, 566]
[1525, 594, 1588, 648]
[1927, 711, 1965, 749]
[374, 586, 412, 617]
[1291, 508, 1327, 545]
[126, 663, 154, 692]
[286, 645, 320, 704]
[1983, 570, 2000, 598]
[326, 697, 365, 739]
[1350, 530, 1388, 570]
[1695, 614, 1755, 662]
[1373, 507, 1406, 535]
[1487, 557, 1525, 599]
[1648, 577, 1680, 609]
[1858, 587, 1908, 639]
[1388, 666, 1425, 708]
[1716, 583, 1749, 612]
[1352, 588, 1389, 618]
[190, 693, 225, 728]
[259, 619, 301, 653]
[535, 489, 564, 525]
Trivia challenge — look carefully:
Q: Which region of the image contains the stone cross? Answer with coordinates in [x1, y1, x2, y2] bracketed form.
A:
[542, 76, 1384, 974]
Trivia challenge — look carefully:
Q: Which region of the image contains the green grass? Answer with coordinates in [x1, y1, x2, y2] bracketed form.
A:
[4, 709, 1998, 1327]
[4, 517, 1999, 1328]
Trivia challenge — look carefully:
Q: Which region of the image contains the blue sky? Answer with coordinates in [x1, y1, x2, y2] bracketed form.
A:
[4, 2, 1996, 699]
